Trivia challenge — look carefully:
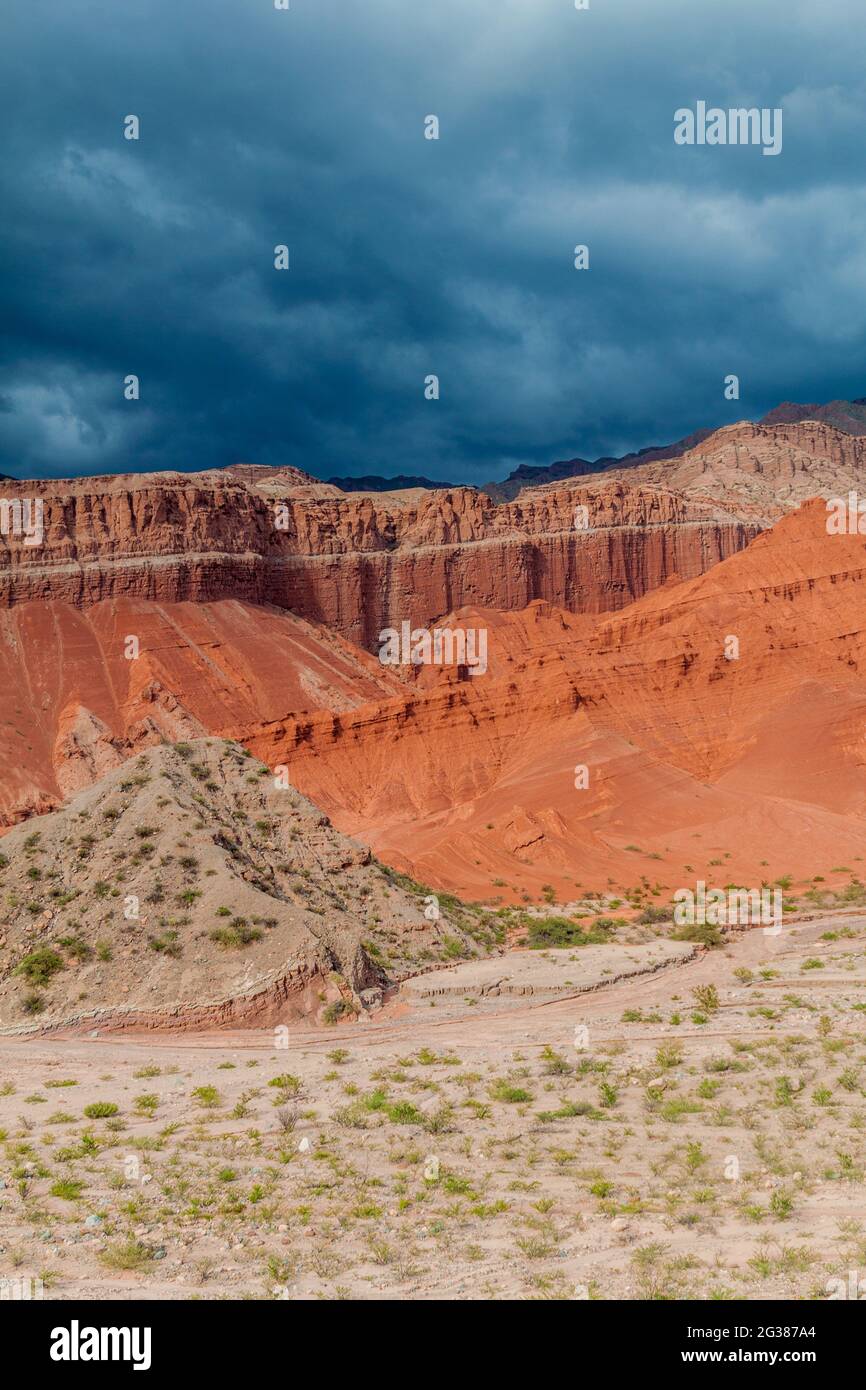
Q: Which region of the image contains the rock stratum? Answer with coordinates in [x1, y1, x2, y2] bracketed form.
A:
[243, 499, 866, 900]
[4, 416, 866, 906]
[0, 463, 755, 648]
[0, 597, 405, 825]
[5, 420, 866, 650]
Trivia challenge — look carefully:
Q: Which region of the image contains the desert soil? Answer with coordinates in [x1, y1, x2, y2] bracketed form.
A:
[1, 910, 865, 1301]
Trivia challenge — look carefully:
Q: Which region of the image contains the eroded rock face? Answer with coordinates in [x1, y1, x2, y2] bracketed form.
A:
[241, 499, 866, 901]
[0, 738, 495, 1033]
[592, 420, 866, 524]
[4, 421, 866, 881]
[0, 596, 404, 825]
[6, 420, 866, 646]
[0, 465, 757, 645]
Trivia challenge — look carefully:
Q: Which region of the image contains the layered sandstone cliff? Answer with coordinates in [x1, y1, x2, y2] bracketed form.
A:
[0, 466, 756, 645]
[241, 498, 866, 900]
[5, 421, 865, 649]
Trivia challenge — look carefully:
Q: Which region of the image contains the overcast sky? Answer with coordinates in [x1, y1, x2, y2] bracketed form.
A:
[1, 0, 864, 483]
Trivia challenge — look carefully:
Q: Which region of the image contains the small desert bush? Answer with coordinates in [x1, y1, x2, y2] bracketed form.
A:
[526, 916, 611, 949]
[210, 920, 262, 949]
[84, 1102, 119, 1119]
[14, 949, 64, 987]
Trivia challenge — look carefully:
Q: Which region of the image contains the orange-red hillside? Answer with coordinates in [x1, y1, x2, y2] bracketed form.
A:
[243, 499, 866, 900]
[0, 597, 403, 824]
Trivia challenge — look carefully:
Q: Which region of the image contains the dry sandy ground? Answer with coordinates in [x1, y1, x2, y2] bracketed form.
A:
[1, 912, 865, 1301]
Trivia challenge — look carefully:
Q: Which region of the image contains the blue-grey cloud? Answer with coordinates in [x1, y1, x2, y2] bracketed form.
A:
[1, 0, 865, 483]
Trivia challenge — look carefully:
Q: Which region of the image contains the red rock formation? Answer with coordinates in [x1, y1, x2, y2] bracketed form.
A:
[0, 596, 403, 825]
[241, 499, 866, 900]
[0, 468, 756, 646]
[6, 421, 866, 648]
[6, 420, 866, 893]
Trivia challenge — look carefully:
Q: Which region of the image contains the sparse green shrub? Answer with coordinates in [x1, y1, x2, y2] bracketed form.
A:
[14, 949, 64, 987]
[209, 919, 262, 949]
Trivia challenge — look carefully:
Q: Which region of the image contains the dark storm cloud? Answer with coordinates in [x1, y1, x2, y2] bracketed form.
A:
[1, 0, 865, 483]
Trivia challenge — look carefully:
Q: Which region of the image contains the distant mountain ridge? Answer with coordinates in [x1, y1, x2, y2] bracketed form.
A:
[4, 395, 866, 500]
[327, 473, 467, 493]
[481, 427, 715, 502]
[760, 397, 866, 432]
[313, 395, 866, 500]
[480, 396, 866, 501]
